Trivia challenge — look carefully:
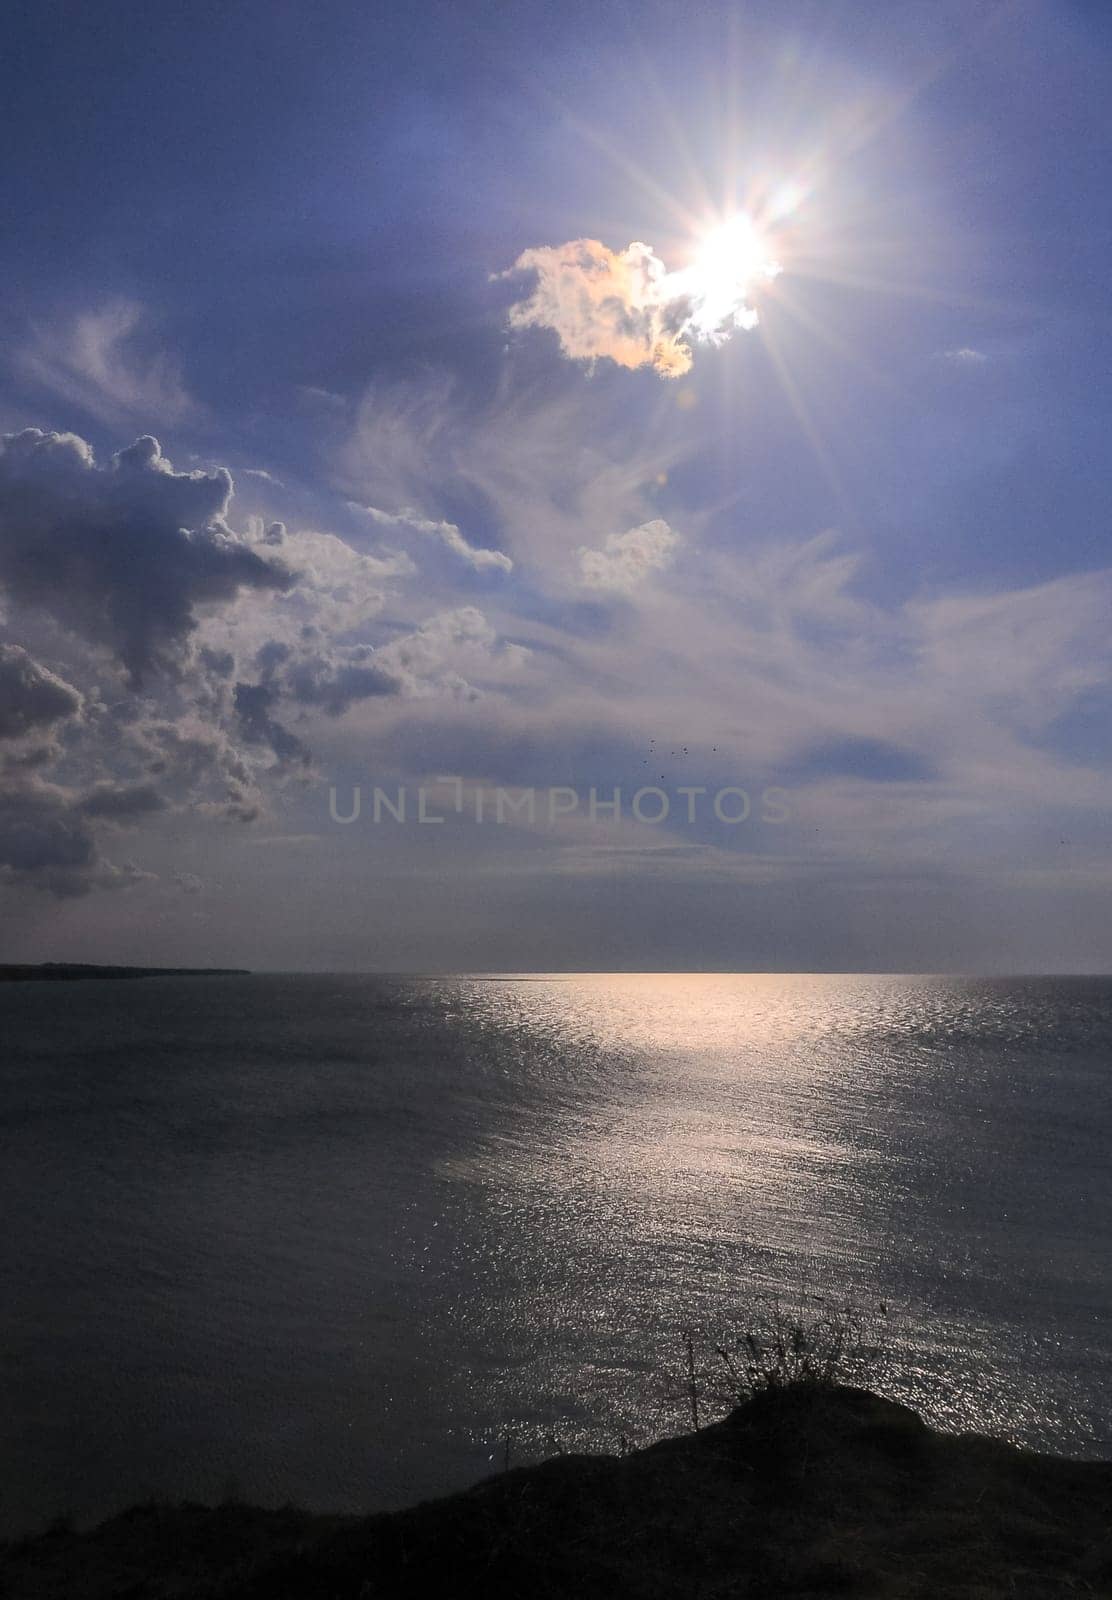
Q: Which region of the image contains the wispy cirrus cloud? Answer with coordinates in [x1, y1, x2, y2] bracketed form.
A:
[18, 300, 198, 426]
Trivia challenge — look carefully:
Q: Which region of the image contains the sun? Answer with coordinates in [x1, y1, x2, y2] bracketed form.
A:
[667, 210, 784, 344]
[694, 214, 781, 320]
[695, 214, 780, 295]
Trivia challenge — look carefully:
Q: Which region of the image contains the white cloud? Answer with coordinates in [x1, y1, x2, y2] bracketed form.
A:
[579, 519, 680, 591]
[501, 230, 775, 378]
[342, 375, 676, 583]
[355, 503, 513, 572]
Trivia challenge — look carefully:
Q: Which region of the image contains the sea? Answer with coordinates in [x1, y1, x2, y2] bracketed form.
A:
[1, 972, 1109, 1536]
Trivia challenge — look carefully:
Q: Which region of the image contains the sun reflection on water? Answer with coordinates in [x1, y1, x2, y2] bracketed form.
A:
[428, 974, 1110, 1469]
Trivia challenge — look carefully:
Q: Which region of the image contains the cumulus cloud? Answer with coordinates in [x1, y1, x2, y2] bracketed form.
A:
[372, 607, 506, 699]
[504, 238, 694, 377]
[0, 775, 153, 898]
[19, 300, 197, 425]
[0, 430, 293, 683]
[0, 644, 82, 740]
[0, 781, 90, 874]
[77, 781, 167, 820]
[578, 518, 680, 591]
[242, 605, 523, 726]
[136, 717, 263, 823]
[502, 230, 776, 378]
[233, 680, 311, 765]
[0, 424, 494, 894]
[203, 520, 411, 656]
[283, 645, 397, 715]
[356, 504, 513, 573]
[941, 347, 988, 365]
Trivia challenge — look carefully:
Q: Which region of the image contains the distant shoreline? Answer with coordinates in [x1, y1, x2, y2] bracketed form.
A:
[0, 963, 251, 983]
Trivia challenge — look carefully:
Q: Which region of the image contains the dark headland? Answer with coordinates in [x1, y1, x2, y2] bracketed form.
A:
[0, 963, 250, 982]
[3, 1387, 1110, 1598]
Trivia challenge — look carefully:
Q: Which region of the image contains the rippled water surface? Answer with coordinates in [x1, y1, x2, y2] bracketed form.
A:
[1, 972, 1109, 1534]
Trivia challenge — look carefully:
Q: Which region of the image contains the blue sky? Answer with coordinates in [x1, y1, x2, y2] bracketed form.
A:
[1, 0, 1111, 969]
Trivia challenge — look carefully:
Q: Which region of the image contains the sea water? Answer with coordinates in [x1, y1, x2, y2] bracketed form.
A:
[1, 972, 1109, 1534]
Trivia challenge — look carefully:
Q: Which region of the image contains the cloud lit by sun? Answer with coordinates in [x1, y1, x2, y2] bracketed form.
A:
[669, 212, 782, 344]
[501, 192, 798, 378]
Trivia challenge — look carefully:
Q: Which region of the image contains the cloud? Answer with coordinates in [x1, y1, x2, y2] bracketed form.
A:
[136, 717, 263, 822]
[0, 644, 159, 895]
[0, 429, 293, 683]
[501, 231, 775, 378]
[578, 519, 680, 591]
[504, 238, 694, 377]
[198, 646, 235, 679]
[173, 871, 204, 894]
[941, 347, 988, 365]
[0, 645, 82, 740]
[230, 611, 502, 749]
[0, 424, 475, 894]
[19, 300, 197, 425]
[242, 605, 523, 729]
[356, 504, 513, 573]
[342, 371, 681, 585]
[283, 646, 398, 715]
[0, 781, 92, 875]
[209, 520, 411, 651]
[233, 680, 311, 765]
[372, 607, 506, 699]
[0, 775, 154, 897]
[78, 781, 167, 819]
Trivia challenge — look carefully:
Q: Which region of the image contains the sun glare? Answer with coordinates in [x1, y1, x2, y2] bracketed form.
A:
[696, 213, 780, 294]
[668, 208, 785, 344]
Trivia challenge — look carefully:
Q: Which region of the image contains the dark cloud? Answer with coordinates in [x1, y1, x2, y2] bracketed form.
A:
[136, 719, 263, 822]
[255, 639, 292, 674]
[284, 646, 398, 716]
[1, 741, 60, 775]
[0, 772, 153, 896]
[0, 644, 82, 740]
[198, 646, 235, 678]
[233, 608, 507, 734]
[233, 681, 310, 765]
[0, 429, 514, 900]
[0, 783, 93, 875]
[0, 429, 293, 684]
[78, 781, 167, 819]
[0, 646, 113, 895]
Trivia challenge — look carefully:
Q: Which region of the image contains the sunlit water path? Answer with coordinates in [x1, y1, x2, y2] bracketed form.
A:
[1, 973, 1109, 1534]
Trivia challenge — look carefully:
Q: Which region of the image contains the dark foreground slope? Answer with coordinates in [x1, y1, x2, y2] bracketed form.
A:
[3, 1388, 1110, 1599]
